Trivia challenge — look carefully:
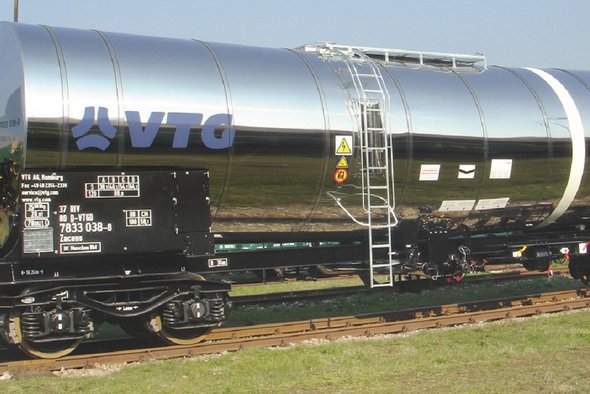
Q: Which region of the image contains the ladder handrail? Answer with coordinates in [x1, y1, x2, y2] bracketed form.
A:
[327, 191, 398, 228]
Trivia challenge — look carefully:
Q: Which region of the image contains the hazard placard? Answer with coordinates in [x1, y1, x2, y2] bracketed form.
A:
[335, 135, 353, 156]
[333, 168, 349, 184]
[336, 156, 349, 168]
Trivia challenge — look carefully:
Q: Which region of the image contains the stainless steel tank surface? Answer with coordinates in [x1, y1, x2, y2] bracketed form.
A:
[1, 22, 589, 243]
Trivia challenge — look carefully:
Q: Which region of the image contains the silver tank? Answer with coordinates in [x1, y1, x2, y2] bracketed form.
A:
[1, 22, 589, 242]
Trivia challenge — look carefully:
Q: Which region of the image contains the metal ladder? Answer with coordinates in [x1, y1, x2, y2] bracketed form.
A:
[298, 42, 486, 287]
[330, 45, 398, 287]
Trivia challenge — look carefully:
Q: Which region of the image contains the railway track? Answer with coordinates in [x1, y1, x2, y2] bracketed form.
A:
[2, 286, 588, 376]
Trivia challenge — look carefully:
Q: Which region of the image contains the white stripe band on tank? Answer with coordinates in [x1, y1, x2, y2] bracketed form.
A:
[524, 67, 586, 227]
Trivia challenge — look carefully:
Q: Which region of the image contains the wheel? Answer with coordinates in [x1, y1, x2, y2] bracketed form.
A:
[151, 315, 211, 346]
[147, 273, 223, 345]
[9, 312, 81, 359]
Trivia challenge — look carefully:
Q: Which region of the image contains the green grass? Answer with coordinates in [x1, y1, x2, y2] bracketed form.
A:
[2, 309, 589, 393]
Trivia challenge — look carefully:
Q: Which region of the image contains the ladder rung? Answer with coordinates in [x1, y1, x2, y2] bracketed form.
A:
[368, 184, 388, 189]
[365, 127, 385, 132]
[363, 89, 384, 93]
[365, 147, 387, 152]
[370, 206, 390, 210]
[367, 167, 387, 171]
[371, 243, 390, 248]
[372, 283, 393, 288]
[365, 107, 385, 111]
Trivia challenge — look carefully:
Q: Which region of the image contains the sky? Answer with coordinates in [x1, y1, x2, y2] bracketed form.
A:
[0, 0, 589, 69]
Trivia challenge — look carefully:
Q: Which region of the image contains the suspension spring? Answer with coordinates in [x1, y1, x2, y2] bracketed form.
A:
[21, 312, 43, 338]
[161, 302, 182, 327]
[207, 297, 226, 321]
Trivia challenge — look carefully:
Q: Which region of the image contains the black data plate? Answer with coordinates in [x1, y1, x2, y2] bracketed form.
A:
[19, 170, 212, 258]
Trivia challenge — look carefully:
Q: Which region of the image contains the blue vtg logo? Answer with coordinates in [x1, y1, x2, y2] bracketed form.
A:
[72, 107, 236, 151]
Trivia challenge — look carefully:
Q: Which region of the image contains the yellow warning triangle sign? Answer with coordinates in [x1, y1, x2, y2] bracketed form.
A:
[336, 156, 349, 168]
[336, 138, 352, 155]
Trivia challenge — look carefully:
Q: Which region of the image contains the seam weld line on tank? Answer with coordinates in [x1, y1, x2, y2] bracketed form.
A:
[525, 67, 586, 227]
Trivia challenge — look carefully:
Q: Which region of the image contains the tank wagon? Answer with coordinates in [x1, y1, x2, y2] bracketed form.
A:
[1, 22, 590, 357]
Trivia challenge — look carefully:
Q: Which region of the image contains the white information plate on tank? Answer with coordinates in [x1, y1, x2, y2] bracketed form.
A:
[419, 164, 440, 181]
[490, 159, 512, 179]
[458, 164, 476, 179]
[475, 197, 510, 210]
[439, 200, 476, 212]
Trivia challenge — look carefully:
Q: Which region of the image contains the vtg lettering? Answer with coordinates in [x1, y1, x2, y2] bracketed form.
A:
[72, 107, 235, 151]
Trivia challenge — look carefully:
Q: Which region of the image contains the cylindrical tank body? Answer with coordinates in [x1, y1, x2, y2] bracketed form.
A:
[1, 22, 590, 248]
